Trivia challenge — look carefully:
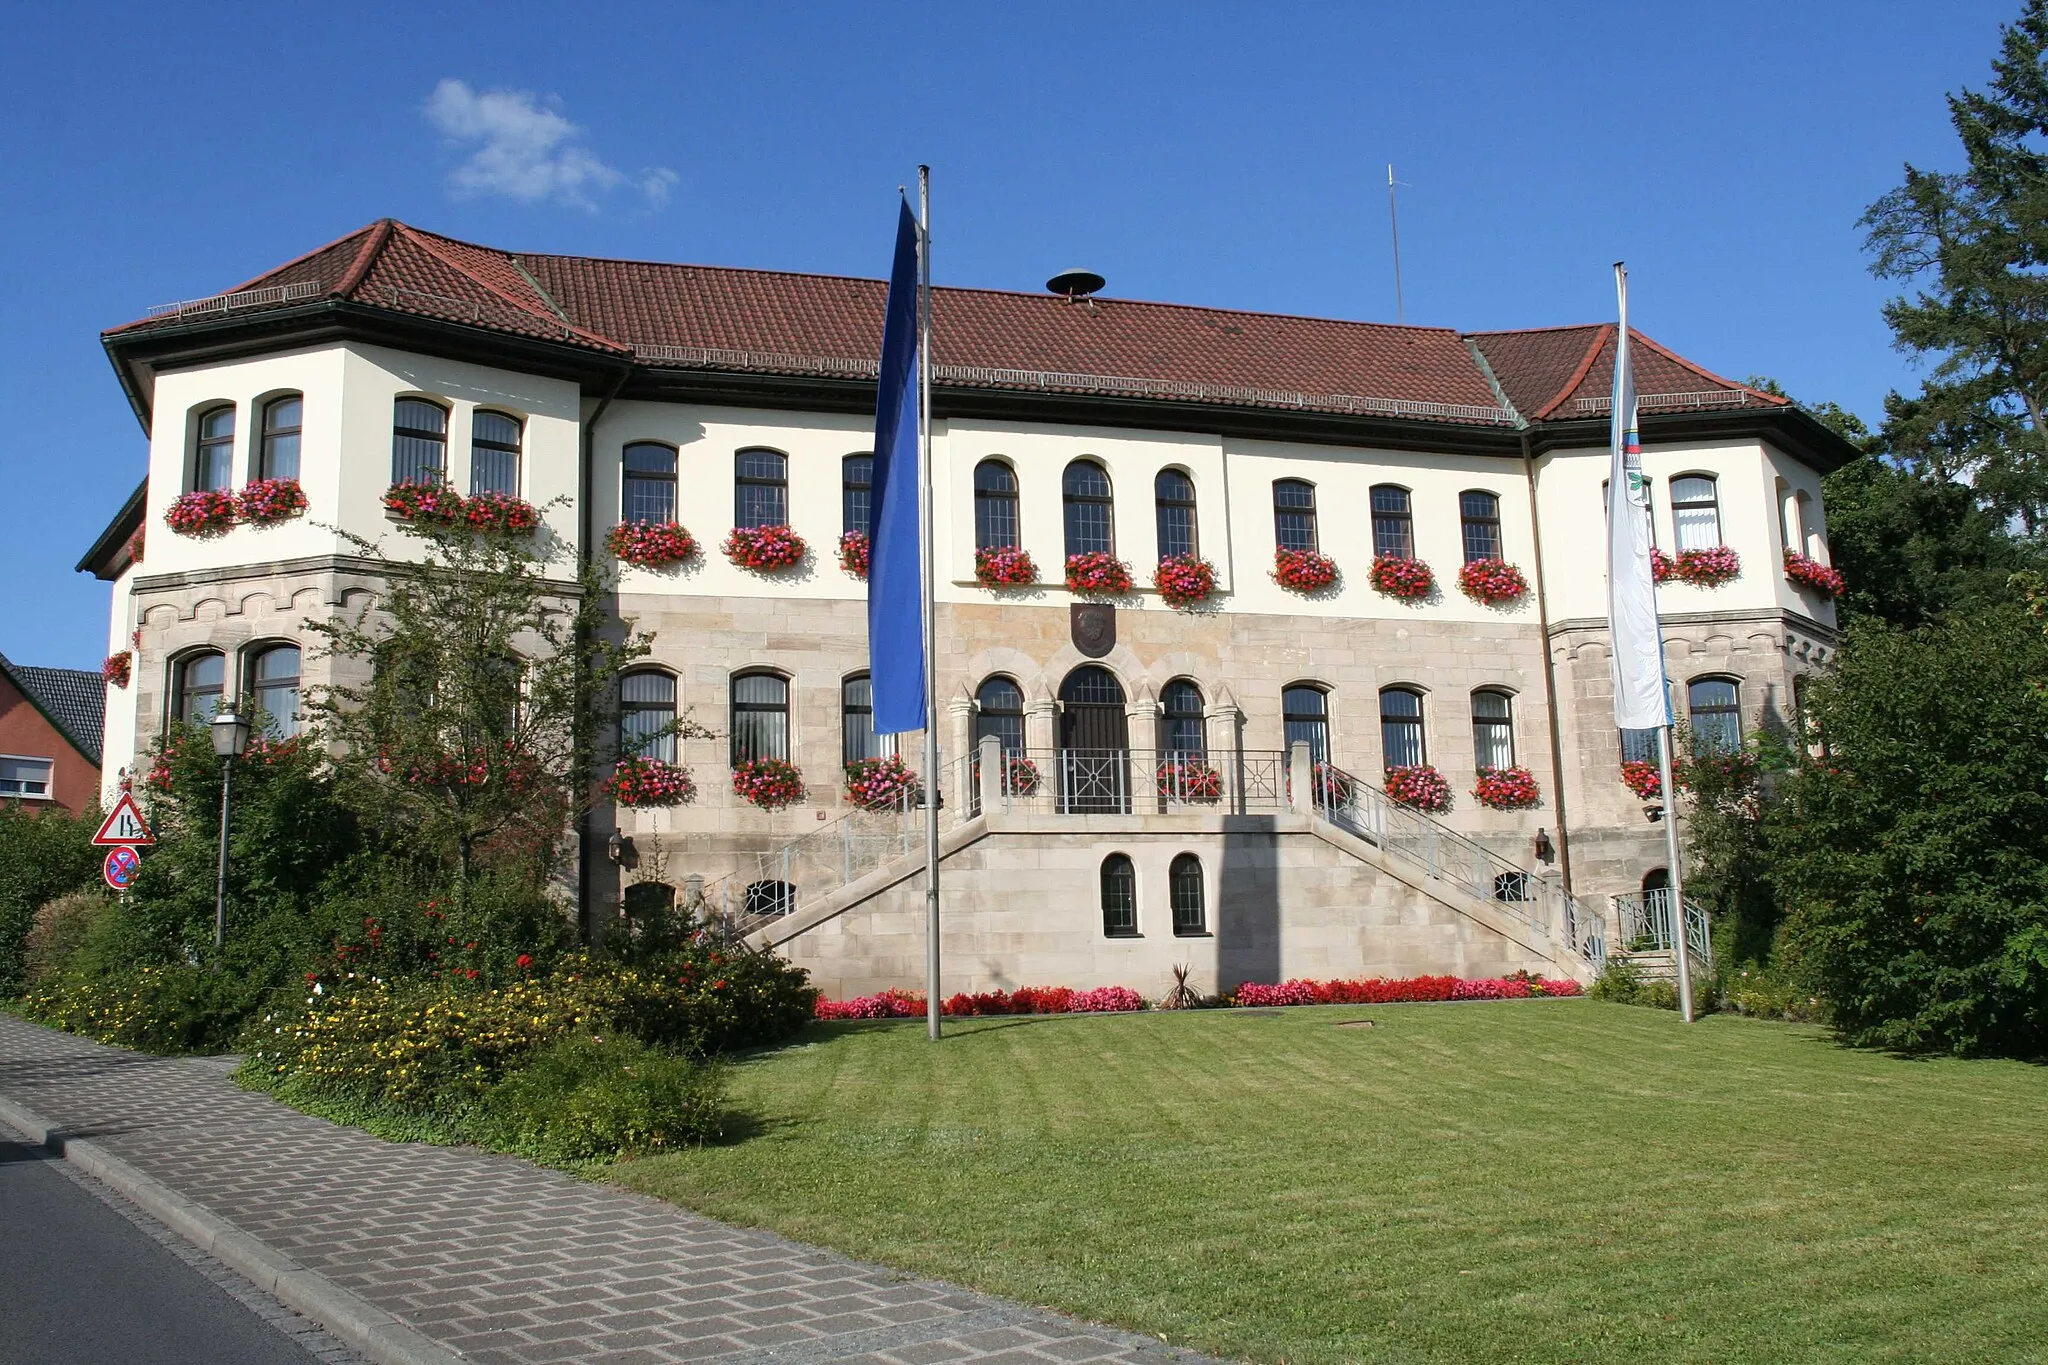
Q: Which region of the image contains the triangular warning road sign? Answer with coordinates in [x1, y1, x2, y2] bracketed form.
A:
[93, 791, 155, 847]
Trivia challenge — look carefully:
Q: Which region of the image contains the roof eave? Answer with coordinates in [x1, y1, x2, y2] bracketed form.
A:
[76, 479, 147, 580]
[1527, 404, 1865, 473]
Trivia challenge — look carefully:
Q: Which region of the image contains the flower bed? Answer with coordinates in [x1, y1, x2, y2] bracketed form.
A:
[843, 754, 919, 811]
[975, 546, 1039, 588]
[1620, 759, 1663, 800]
[1153, 555, 1217, 608]
[235, 477, 308, 526]
[1273, 547, 1339, 593]
[603, 756, 696, 808]
[1157, 755, 1223, 802]
[1653, 545, 1742, 588]
[1384, 763, 1452, 811]
[606, 520, 698, 568]
[1473, 765, 1540, 810]
[816, 983, 1148, 1020]
[463, 490, 540, 535]
[1457, 558, 1528, 605]
[1368, 555, 1435, 600]
[837, 530, 870, 579]
[1233, 973, 1582, 1006]
[101, 652, 132, 688]
[732, 757, 805, 810]
[1065, 551, 1135, 597]
[383, 480, 466, 527]
[1784, 550, 1844, 599]
[165, 489, 237, 537]
[723, 524, 807, 572]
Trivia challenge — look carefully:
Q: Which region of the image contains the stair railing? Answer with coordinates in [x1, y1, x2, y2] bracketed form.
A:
[1610, 889, 1714, 973]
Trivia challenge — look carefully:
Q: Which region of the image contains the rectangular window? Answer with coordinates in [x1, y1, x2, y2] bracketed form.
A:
[1620, 728, 1661, 764]
[1459, 491, 1503, 563]
[0, 756, 53, 799]
[843, 456, 874, 536]
[1371, 486, 1413, 559]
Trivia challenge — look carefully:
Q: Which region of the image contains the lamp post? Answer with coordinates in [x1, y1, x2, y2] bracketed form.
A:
[209, 707, 251, 963]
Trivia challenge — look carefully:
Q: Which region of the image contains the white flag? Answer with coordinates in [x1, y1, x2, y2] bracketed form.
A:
[1606, 265, 1669, 730]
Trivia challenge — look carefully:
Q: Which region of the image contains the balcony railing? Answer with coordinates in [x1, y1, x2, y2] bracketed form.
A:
[974, 748, 1292, 816]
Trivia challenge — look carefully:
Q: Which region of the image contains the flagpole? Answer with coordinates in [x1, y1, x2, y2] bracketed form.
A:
[917, 165, 941, 1042]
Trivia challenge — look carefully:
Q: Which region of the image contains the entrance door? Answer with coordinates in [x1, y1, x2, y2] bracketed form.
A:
[1058, 666, 1130, 813]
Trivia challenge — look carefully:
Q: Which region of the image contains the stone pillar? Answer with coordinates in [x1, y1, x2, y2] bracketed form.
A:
[1287, 740, 1313, 815]
[1025, 693, 1059, 755]
[1126, 698, 1162, 812]
[1206, 701, 1243, 813]
[978, 735, 1004, 815]
[945, 692, 977, 801]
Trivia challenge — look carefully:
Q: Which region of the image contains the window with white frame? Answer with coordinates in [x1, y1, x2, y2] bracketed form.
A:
[0, 756, 53, 799]
[194, 405, 235, 491]
[1670, 475, 1722, 551]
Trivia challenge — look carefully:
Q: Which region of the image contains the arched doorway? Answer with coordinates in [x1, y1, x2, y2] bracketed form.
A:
[1058, 665, 1129, 812]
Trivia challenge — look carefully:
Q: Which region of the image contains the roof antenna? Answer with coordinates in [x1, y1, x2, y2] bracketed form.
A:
[1387, 163, 1407, 325]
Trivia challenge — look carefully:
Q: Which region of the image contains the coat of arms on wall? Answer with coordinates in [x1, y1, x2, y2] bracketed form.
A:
[1071, 603, 1115, 658]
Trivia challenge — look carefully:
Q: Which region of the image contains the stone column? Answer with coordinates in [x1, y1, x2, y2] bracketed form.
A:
[1025, 693, 1059, 810]
[945, 692, 977, 805]
[1126, 697, 1162, 813]
[1205, 700, 1243, 813]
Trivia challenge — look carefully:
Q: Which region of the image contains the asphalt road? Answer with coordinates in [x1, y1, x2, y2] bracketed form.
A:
[0, 1137, 340, 1365]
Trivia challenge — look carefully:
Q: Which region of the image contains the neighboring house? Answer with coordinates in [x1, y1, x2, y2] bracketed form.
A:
[79, 218, 1860, 996]
[0, 652, 104, 816]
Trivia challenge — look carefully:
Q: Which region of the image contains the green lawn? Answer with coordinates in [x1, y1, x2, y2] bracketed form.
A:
[612, 1002, 2048, 1365]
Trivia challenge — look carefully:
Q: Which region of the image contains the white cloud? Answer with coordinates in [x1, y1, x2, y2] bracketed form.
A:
[425, 79, 674, 212]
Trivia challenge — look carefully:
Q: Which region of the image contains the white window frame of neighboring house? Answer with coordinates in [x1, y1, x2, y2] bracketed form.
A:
[0, 754, 56, 800]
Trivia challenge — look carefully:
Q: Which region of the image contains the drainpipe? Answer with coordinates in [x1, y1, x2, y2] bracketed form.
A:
[576, 362, 633, 943]
[1521, 430, 1575, 894]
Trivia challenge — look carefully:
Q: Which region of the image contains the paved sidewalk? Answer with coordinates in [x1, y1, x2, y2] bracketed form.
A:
[0, 1016, 1217, 1365]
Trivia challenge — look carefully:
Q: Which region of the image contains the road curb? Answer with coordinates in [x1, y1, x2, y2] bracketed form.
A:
[0, 1090, 465, 1365]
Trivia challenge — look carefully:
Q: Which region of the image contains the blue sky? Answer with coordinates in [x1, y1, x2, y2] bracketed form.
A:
[0, 0, 2019, 667]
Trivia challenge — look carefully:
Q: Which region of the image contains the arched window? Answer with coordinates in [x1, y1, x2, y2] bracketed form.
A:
[1170, 853, 1206, 935]
[730, 672, 790, 764]
[1642, 866, 1671, 917]
[842, 454, 874, 536]
[1688, 677, 1742, 755]
[841, 673, 895, 763]
[1100, 853, 1137, 936]
[974, 459, 1020, 550]
[975, 676, 1025, 755]
[1063, 460, 1114, 557]
[471, 410, 523, 497]
[1671, 475, 1722, 551]
[194, 405, 235, 491]
[1282, 685, 1329, 763]
[622, 443, 678, 524]
[1471, 690, 1513, 770]
[1155, 469, 1198, 559]
[1380, 687, 1426, 768]
[391, 398, 448, 485]
[619, 671, 677, 762]
[1162, 679, 1205, 755]
[622, 881, 675, 920]
[735, 448, 788, 528]
[174, 651, 227, 727]
[1459, 491, 1502, 563]
[1370, 485, 1414, 559]
[260, 396, 302, 481]
[1273, 479, 1317, 552]
[251, 645, 302, 738]
[745, 880, 797, 919]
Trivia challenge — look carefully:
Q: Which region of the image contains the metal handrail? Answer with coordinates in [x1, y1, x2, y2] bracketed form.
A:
[1611, 890, 1714, 972]
[977, 748, 1292, 815]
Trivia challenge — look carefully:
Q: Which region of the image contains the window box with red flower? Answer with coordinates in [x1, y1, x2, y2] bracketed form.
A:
[1620, 759, 1663, 800]
[165, 489, 237, 537]
[1783, 550, 1844, 599]
[1065, 551, 1135, 597]
[1472, 765, 1540, 810]
[1272, 547, 1339, 593]
[837, 530, 871, 579]
[1368, 555, 1435, 600]
[606, 520, 698, 568]
[462, 490, 540, 535]
[383, 480, 467, 527]
[723, 524, 807, 572]
[1152, 554, 1217, 608]
[1457, 559, 1528, 606]
[974, 545, 1039, 588]
[1157, 755, 1223, 802]
[1653, 545, 1742, 587]
[102, 652, 132, 689]
[604, 756, 697, 808]
[997, 753, 1042, 796]
[235, 477, 309, 526]
[732, 757, 806, 810]
[1384, 763, 1452, 811]
[844, 754, 920, 811]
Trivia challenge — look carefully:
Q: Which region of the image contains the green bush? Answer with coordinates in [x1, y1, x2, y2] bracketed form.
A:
[22, 890, 111, 988]
[0, 802, 102, 995]
[477, 1035, 727, 1161]
[1723, 963, 1829, 1024]
[18, 965, 267, 1054]
[1586, 957, 1718, 1013]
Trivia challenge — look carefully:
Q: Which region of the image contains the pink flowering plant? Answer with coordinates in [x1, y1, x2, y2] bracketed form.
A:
[843, 754, 920, 811]
[1310, 761, 1356, 805]
[723, 524, 807, 572]
[1153, 554, 1217, 608]
[1783, 550, 1845, 598]
[1653, 545, 1742, 587]
[383, 480, 466, 527]
[1065, 551, 1135, 597]
[1457, 558, 1528, 605]
[235, 477, 309, 526]
[101, 652, 132, 688]
[1384, 763, 1452, 811]
[1368, 555, 1435, 600]
[462, 491, 540, 535]
[732, 757, 806, 810]
[837, 530, 870, 578]
[603, 756, 697, 808]
[975, 545, 1039, 588]
[606, 521, 698, 569]
[1272, 547, 1340, 593]
[1620, 759, 1663, 800]
[1157, 755, 1223, 803]
[998, 753, 1042, 796]
[1472, 765, 1540, 810]
[818, 983, 1149, 1020]
[1232, 973, 1583, 1006]
[165, 489, 237, 537]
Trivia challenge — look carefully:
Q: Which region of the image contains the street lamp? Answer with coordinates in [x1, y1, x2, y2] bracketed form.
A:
[209, 707, 251, 962]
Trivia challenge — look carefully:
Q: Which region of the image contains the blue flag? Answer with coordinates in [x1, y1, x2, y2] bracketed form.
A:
[868, 200, 926, 734]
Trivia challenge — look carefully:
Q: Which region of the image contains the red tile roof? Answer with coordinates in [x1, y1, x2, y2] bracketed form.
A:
[109, 219, 1783, 429]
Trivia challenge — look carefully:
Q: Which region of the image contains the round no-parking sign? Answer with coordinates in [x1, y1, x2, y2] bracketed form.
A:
[102, 845, 141, 892]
